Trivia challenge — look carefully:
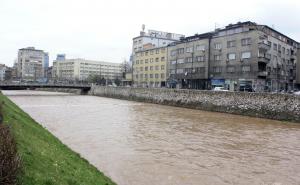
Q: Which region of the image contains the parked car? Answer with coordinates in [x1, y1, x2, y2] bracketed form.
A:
[213, 86, 228, 91]
[293, 91, 300, 95]
[239, 85, 255, 92]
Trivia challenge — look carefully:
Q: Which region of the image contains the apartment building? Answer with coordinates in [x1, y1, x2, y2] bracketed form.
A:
[52, 58, 122, 81]
[131, 26, 184, 87]
[133, 46, 168, 87]
[17, 47, 48, 80]
[168, 21, 299, 91]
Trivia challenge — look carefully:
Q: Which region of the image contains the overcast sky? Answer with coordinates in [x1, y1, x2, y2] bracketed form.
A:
[0, 0, 299, 66]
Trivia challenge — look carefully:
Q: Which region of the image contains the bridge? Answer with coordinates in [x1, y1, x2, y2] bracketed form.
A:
[0, 83, 92, 92]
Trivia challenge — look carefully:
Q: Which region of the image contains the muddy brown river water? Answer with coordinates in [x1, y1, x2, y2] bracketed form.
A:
[4, 90, 300, 185]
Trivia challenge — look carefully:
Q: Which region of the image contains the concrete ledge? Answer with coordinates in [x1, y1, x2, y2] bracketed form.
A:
[89, 86, 300, 122]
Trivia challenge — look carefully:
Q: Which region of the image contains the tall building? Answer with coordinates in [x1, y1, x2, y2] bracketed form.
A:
[56, 54, 66, 61]
[133, 46, 168, 87]
[131, 26, 184, 87]
[17, 47, 48, 80]
[167, 21, 299, 92]
[52, 58, 122, 81]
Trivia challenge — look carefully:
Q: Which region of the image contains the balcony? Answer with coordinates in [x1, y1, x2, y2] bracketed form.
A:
[258, 71, 268, 77]
[291, 54, 297, 60]
[258, 42, 271, 51]
[258, 55, 271, 64]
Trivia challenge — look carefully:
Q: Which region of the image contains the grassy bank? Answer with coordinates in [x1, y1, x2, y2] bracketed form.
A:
[0, 92, 116, 185]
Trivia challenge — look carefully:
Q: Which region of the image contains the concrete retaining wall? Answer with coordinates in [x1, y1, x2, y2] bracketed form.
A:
[89, 86, 300, 122]
[35, 88, 82, 95]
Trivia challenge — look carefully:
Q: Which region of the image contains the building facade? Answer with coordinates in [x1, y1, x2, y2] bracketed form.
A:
[133, 46, 168, 87]
[52, 58, 122, 81]
[132, 27, 184, 54]
[17, 47, 48, 80]
[131, 26, 184, 87]
[167, 22, 299, 92]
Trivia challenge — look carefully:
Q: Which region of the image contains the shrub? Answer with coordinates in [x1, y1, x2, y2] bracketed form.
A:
[0, 124, 22, 185]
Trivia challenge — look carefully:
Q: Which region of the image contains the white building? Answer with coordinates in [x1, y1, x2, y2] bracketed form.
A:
[52, 58, 122, 81]
[132, 26, 184, 54]
[0, 64, 7, 81]
[17, 47, 48, 80]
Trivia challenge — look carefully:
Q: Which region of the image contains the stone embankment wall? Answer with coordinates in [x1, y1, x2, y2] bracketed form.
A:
[89, 86, 300, 122]
[35, 88, 82, 95]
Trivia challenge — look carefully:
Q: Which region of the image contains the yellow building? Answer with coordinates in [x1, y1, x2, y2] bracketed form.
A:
[133, 46, 168, 87]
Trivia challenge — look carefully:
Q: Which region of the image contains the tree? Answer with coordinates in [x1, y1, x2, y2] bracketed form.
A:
[121, 59, 132, 78]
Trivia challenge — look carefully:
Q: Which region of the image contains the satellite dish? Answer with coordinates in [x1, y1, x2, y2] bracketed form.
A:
[142, 24, 145, 32]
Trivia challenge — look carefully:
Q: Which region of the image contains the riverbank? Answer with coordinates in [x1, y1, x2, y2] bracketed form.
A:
[89, 86, 300, 122]
[0, 92, 116, 185]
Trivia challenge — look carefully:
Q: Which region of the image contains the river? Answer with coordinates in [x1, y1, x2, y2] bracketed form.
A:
[3, 90, 300, 185]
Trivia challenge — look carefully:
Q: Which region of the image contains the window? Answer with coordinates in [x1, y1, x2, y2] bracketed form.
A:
[214, 55, 221, 61]
[273, 43, 277, 51]
[150, 50, 154, 55]
[195, 67, 205, 73]
[136, 60, 139, 64]
[161, 65, 165, 70]
[186, 47, 193, 53]
[145, 51, 149, 56]
[177, 58, 184, 64]
[282, 47, 286, 54]
[155, 65, 159, 70]
[150, 74, 153, 78]
[171, 60, 176, 65]
[196, 45, 205, 51]
[145, 74, 148, 78]
[177, 48, 184, 54]
[242, 65, 251, 72]
[150, 66, 153, 71]
[145, 59, 149, 63]
[155, 58, 159, 62]
[161, 48, 166, 53]
[241, 38, 251, 46]
[170, 69, 176, 74]
[161, 73, 165, 78]
[213, 67, 222, 73]
[227, 53, 236, 60]
[227, 66, 235, 73]
[155, 74, 159, 78]
[214, 43, 222, 50]
[150, 58, 153, 63]
[161, 57, 165, 61]
[196, 56, 205, 62]
[171, 50, 176, 56]
[177, 69, 184, 73]
[227, 40, 236, 48]
[156, 49, 159, 54]
[186, 57, 193, 63]
[145, 66, 148, 71]
[241, 51, 251, 59]
[278, 44, 281, 52]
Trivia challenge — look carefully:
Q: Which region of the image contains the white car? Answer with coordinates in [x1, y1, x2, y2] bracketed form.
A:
[213, 87, 228, 91]
[293, 91, 300, 95]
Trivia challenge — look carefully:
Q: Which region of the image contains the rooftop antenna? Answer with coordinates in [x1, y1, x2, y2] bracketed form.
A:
[142, 24, 145, 32]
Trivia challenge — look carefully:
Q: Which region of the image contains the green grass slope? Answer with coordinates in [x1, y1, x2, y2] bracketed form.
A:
[0, 93, 116, 185]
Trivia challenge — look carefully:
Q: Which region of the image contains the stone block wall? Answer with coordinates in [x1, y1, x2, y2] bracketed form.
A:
[89, 86, 300, 122]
